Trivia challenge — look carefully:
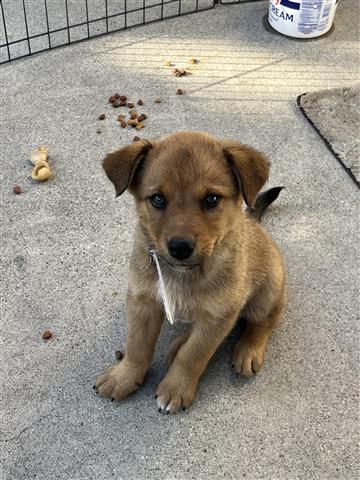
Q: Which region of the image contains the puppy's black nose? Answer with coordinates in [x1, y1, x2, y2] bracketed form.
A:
[168, 237, 195, 261]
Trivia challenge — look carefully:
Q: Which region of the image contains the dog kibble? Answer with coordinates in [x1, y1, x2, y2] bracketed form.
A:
[114, 93, 120, 99]
[120, 121, 127, 128]
[113, 101, 121, 108]
[96, 129, 102, 134]
[176, 89, 185, 95]
[133, 136, 141, 142]
[42, 330, 52, 340]
[119, 95, 127, 102]
[109, 95, 116, 103]
[115, 350, 123, 360]
[13, 185, 22, 194]
[137, 99, 144, 106]
[135, 123, 145, 130]
[117, 114, 126, 121]
[127, 102, 134, 109]
[119, 100, 127, 107]
[128, 118, 139, 126]
[129, 110, 138, 119]
[189, 57, 198, 64]
[137, 113, 147, 122]
[164, 60, 172, 67]
[172, 68, 187, 77]
[155, 96, 162, 103]
[98, 113, 106, 120]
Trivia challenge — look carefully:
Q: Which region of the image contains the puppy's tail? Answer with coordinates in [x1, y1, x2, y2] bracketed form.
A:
[246, 187, 284, 222]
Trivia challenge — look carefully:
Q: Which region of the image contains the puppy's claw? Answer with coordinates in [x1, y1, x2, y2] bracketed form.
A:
[157, 397, 169, 413]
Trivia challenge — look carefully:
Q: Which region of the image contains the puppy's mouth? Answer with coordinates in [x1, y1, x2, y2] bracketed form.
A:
[158, 255, 201, 271]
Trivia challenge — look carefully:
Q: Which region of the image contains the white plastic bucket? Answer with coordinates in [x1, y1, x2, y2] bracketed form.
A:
[268, 0, 339, 38]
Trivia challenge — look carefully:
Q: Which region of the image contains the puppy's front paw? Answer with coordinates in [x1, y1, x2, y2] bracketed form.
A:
[156, 372, 197, 414]
[232, 340, 265, 378]
[95, 361, 143, 401]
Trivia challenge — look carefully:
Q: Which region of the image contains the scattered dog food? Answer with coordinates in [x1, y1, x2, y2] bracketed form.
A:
[96, 128, 102, 134]
[172, 68, 187, 77]
[106, 94, 149, 131]
[13, 185, 22, 194]
[176, 88, 185, 95]
[164, 60, 172, 67]
[155, 96, 162, 103]
[115, 350, 123, 360]
[133, 136, 141, 142]
[30, 146, 52, 182]
[42, 330, 52, 340]
[189, 57, 199, 64]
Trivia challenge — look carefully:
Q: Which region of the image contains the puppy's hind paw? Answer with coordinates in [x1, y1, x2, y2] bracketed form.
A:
[232, 342, 265, 378]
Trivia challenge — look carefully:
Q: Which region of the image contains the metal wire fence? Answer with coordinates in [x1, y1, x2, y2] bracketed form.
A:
[0, 0, 217, 64]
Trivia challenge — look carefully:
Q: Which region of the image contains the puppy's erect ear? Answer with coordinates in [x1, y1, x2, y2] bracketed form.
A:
[223, 142, 270, 207]
[103, 140, 152, 197]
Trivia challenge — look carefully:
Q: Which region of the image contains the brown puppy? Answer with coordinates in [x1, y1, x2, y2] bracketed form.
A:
[96, 131, 286, 413]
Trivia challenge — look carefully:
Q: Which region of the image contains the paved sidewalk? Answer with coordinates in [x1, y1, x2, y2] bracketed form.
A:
[1, 1, 359, 479]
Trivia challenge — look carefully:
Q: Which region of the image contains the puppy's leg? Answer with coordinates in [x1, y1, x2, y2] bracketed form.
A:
[166, 330, 191, 368]
[232, 289, 285, 378]
[157, 313, 237, 413]
[96, 293, 163, 400]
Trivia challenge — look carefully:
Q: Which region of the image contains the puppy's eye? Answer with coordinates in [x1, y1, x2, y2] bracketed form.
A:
[204, 194, 221, 209]
[149, 194, 166, 209]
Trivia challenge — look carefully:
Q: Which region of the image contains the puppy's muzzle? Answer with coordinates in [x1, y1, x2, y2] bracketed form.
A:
[167, 237, 195, 261]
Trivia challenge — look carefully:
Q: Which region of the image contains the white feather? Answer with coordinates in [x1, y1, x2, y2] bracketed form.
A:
[150, 250, 175, 325]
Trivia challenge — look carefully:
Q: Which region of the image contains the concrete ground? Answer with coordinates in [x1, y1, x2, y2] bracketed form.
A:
[1, 1, 359, 479]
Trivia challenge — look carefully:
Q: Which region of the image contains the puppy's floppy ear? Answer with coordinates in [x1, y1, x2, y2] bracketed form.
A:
[103, 140, 152, 197]
[223, 142, 270, 207]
